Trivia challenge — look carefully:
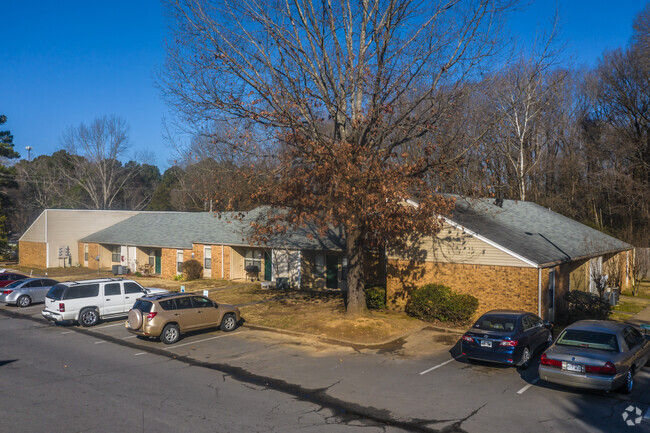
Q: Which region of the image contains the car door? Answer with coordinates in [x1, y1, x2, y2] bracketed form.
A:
[22, 280, 42, 301]
[528, 314, 546, 350]
[36, 280, 58, 303]
[520, 316, 537, 349]
[102, 282, 125, 315]
[123, 282, 146, 312]
[190, 296, 221, 330]
[624, 327, 649, 368]
[173, 296, 199, 331]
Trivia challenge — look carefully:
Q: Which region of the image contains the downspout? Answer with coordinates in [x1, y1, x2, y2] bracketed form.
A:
[221, 245, 224, 279]
[538, 267, 542, 317]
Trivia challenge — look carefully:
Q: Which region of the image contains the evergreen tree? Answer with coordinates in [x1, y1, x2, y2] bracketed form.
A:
[0, 115, 20, 256]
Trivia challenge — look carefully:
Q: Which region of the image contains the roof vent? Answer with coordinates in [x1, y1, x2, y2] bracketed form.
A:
[494, 198, 504, 208]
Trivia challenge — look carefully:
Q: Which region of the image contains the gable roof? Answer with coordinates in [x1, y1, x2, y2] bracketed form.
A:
[80, 207, 344, 251]
[446, 196, 632, 267]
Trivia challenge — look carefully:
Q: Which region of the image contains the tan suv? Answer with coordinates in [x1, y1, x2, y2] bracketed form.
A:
[125, 292, 241, 344]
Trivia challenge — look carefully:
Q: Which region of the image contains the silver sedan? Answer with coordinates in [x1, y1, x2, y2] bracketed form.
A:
[539, 320, 650, 393]
[0, 278, 60, 307]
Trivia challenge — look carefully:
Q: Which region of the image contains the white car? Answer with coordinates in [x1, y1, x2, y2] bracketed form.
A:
[42, 278, 168, 327]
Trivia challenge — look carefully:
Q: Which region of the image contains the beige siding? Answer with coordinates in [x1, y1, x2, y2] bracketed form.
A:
[388, 222, 532, 268]
[41, 210, 140, 267]
[20, 212, 46, 242]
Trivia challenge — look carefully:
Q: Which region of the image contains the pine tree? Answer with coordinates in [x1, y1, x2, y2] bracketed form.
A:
[0, 115, 20, 256]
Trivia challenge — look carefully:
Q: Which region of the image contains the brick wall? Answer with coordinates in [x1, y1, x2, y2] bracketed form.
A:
[386, 260, 544, 319]
[161, 248, 179, 279]
[223, 246, 231, 279]
[78, 243, 84, 266]
[192, 244, 204, 277]
[87, 243, 99, 270]
[19, 241, 47, 268]
[212, 245, 223, 279]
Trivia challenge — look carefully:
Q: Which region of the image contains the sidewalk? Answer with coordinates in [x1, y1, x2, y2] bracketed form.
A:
[626, 303, 650, 328]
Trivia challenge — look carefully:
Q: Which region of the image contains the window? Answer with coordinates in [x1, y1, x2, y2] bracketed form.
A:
[63, 284, 100, 300]
[133, 300, 153, 313]
[24, 280, 43, 288]
[104, 283, 121, 296]
[623, 327, 643, 350]
[124, 282, 144, 294]
[176, 296, 193, 309]
[556, 330, 619, 352]
[149, 251, 155, 267]
[159, 299, 177, 310]
[244, 250, 262, 270]
[46, 285, 66, 300]
[473, 315, 517, 332]
[177, 250, 184, 273]
[204, 247, 212, 270]
[191, 296, 214, 308]
[84, 244, 89, 262]
[111, 246, 120, 263]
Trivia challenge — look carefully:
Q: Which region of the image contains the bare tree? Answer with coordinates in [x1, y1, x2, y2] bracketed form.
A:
[60, 115, 141, 209]
[162, 0, 519, 315]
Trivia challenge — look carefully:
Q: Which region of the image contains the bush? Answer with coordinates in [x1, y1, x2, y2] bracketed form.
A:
[564, 290, 611, 323]
[182, 259, 203, 281]
[365, 286, 386, 310]
[405, 283, 478, 323]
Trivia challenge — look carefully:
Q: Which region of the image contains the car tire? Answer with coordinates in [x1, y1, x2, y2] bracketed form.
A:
[79, 308, 99, 327]
[518, 347, 531, 369]
[161, 324, 180, 344]
[621, 368, 634, 394]
[17, 295, 31, 308]
[220, 314, 237, 332]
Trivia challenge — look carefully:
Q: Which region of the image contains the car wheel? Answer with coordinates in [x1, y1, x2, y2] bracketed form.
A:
[220, 314, 237, 332]
[621, 368, 634, 394]
[161, 324, 180, 344]
[79, 308, 99, 327]
[518, 347, 531, 369]
[17, 295, 31, 308]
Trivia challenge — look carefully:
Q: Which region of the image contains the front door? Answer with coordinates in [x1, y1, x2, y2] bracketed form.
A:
[325, 256, 338, 289]
[154, 250, 162, 274]
[264, 251, 272, 281]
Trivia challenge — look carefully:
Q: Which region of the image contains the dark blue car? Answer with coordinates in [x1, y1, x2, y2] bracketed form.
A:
[461, 310, 553, 368]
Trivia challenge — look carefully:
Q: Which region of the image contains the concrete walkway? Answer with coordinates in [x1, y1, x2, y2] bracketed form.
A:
[626, 303, 650, 329]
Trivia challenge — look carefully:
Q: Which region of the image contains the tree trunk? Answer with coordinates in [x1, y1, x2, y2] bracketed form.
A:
[345, 226, 367, 316]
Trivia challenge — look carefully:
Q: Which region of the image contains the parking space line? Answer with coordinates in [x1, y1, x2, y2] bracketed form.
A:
[93, 323, 125, 330]
[420, 358, 457, 375]
[61, 331, 74, 334]
[517, 378, 539, 394]
[122, 335, 137, 339]
[134, 352, 146, 356]
[94, 341, 106, 344]
[164, 333, 237, 350]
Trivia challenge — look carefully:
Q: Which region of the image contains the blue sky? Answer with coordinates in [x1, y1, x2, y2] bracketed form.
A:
[2, 1, 647, 170]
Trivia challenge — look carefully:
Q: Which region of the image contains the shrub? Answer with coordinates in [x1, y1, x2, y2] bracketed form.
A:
[365, 286, 386, 310]
[405, 283, 478, 323]
[182, 259, 203, 281]
[564, 290, 611, 323]
[173, 274, 184, 281]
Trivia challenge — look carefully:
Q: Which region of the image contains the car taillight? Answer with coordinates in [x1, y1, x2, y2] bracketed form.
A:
[3, 290, 12, 295]
[58, 303, 65, 312]
[461, 334, 474, 343]
[585, 361, 616, 376]
[499, 339, 518, 347]
[146, 312, 157, 321]
[540, 353, 562, 368]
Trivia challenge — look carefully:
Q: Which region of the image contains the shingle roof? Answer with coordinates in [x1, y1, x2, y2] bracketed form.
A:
[447, 196, 632, 267]
[80, 207, 344, 251]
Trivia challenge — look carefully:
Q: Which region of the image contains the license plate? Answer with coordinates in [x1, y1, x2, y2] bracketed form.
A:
[480, 340, 492, 348]
[564, 362, 584, 373]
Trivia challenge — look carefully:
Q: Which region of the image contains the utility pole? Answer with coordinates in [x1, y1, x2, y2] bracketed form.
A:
[25, 146, 32, 161]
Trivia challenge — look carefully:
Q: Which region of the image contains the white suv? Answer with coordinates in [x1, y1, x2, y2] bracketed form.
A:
[42, 278, 168, 327]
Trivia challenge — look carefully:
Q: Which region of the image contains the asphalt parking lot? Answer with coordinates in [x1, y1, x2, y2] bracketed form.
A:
[2, 302, 650, 432]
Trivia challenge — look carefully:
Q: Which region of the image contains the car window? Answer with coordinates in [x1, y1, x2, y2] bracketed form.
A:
[176, 296, 194, 309]
[124, 282, 144, 294]
[556, 330, 619, 352]
[191, 296, 214, 308]
[43, 280, 58, 286]
[473, 315, 517, 331]
[104, 283, 122, 296]
[0, 275, 7, 281]
[132, 300, 153, 313]
[14, 274, 27, 280]
[629, 328, 644, 346]
[521, 316, 534, 330]
[63, 284, 100, 300]
[24, 280, 43, 288]
[6, 280, 25, 288]
[159, 299, 177, 310]
[623, 328, 642, 349]
[47, 284, 67, 300]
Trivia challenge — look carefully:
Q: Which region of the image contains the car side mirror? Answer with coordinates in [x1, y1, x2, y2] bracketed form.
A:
[543, 320, 553, 330]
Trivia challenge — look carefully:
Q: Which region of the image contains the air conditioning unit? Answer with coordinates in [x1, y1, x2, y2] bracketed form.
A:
[112, 265, 127, 275]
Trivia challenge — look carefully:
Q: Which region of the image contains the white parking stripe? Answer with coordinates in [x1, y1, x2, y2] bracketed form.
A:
[94, 341, 106, 344]
[420, 358, 457, 375]
[122, 335, 137, 339]
[134, 352, 146, 356]
[164, 333, 237, 350]
[93, 322, 125, 330]
[517, 378, 539, 394]
[61, 331, 74, 334]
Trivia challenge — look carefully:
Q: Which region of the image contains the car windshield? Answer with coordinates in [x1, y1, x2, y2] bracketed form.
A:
[556, 329, 619, 352]
[46, 284, 66, 301]
[472, 315, 517, 332]
[132, 300, 153, 313]
[6, 280, 25, 288]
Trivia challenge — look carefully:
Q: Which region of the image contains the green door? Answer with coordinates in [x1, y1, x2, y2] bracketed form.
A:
[264, 251, 272, 281]
[325, 256, 338, 289]
[155, 250, 162, 274]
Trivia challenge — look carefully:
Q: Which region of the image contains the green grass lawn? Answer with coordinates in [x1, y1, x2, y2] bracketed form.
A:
[610, 293, 650, 323]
